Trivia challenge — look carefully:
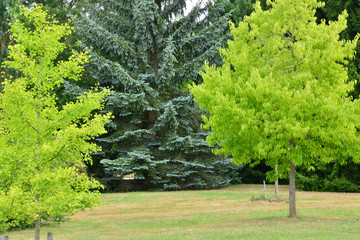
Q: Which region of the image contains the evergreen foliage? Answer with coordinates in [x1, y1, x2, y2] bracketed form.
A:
[0, 6, 111, 235]
[222, 0, 267, 23]
[20, 0, 77, 22]
[191, 0, 360, 216]
[73, 0, 241, 191]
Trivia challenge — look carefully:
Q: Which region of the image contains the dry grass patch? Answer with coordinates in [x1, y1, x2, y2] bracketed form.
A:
[5, 184, 360, 240]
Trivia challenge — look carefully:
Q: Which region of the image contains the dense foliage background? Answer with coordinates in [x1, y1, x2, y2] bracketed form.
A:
[1, 0, 360, 196]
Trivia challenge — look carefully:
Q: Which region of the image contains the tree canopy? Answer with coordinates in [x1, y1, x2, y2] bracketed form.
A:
[191, 0, 360, 217]
[0, 6, 111, 237]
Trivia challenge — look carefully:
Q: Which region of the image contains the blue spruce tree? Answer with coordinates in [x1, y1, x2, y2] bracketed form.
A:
[72, 0, 241, 190]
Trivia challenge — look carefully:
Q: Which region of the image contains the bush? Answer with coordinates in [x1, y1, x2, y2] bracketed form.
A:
[296, 173, 324, 191]
[295, 161, 360, 193]
[296, 173, 360, 193]
[323, 178, 360, 193]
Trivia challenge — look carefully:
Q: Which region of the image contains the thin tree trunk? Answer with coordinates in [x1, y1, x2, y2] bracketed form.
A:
[275, 164, 278, 199]
[35, 195, 41, 240]
[35, 96, 41, 240]
[47, 232, 54, 240]
[289, 161, 296, 217]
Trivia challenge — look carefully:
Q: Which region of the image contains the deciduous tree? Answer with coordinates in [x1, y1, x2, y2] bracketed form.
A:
[0, 6, 111, 237]
[191, 0, 360, 217]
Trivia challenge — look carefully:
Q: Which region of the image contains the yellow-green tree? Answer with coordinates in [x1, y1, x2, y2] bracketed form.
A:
[190, 0, 360, 217]
[0, 6, 111, 238]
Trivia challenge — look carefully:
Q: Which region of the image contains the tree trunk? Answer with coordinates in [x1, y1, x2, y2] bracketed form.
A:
[289, 161, 296, 217]
[35, 194, 41, 240]
[35, 96, 42, 240]
[275, 164, 278, 199]
[147, 110, 156, 129]
[47, 232, 54, 240]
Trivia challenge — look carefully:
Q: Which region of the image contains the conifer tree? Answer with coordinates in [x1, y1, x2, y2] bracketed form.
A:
[73, 0, 241, 190]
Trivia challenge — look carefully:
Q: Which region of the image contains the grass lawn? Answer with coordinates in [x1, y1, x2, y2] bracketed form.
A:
[4, 184, 360, 239]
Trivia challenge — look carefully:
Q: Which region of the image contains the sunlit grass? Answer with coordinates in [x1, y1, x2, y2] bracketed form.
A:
[5, 184, 360, 239]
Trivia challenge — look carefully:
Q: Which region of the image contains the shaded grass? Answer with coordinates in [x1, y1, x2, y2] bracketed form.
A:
[5, 184, 360, 239]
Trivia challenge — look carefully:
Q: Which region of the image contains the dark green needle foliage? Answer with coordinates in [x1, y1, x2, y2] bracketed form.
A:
[21, 0, 77, 22]
[221, 0, 267, 24]
[73, 0, 241, 191]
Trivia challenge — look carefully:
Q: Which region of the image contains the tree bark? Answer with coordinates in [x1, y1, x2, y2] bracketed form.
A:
[35, 96, 42, 240]
[147, 110, 156, 129]
[289, 161, 296, 217]
[275, 164, 278, 199]
[35, 194, 41, 240]
[47, 232, 54, 240]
